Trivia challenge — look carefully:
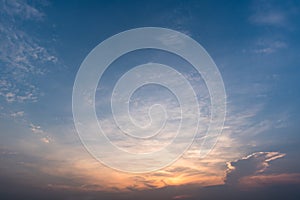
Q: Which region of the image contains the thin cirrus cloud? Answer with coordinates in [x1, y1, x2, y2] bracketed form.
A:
[253, 40, 287, 54]
[248, 0, 291, 28]
[247, 1, 298, 55]
[0, 0, 57, 104]
[249, 10, 287, 27]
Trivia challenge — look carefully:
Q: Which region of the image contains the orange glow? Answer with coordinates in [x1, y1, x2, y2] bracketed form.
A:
[38, 155, 224, 192]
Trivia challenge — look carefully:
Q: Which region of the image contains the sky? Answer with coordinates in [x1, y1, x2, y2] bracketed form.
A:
[1, 0, 300, 199]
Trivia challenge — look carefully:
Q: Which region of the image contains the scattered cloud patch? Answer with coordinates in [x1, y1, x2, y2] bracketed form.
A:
[1, 0, 45, 20]
[250, 10, 286, 27]
[253, 39, 287, 54]
[40, 137, 50, 144]
[10, 111, 25, 117]
[248, 1, 296, 28]
[30, 123, 52, 144]
[30, 123, 44, 134]
[5, 92, 16, 103]
[0, 0, 57, 104]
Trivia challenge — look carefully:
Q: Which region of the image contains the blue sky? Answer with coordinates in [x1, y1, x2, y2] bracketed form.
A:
[1, 0, 300, 199]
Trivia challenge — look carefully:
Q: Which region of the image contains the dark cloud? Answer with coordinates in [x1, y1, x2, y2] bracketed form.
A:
[225, 151, 286, 185]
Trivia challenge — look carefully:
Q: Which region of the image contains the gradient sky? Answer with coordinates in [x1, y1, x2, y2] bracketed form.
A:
[1, 0, 300, 199]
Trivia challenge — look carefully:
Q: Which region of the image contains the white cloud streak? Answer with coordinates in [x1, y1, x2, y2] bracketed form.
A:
[250, 10, 287, 27]
[30, 123, 52, 144]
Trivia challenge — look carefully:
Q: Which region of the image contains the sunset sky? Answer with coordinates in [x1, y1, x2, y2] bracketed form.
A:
[1, 0, 300, 200]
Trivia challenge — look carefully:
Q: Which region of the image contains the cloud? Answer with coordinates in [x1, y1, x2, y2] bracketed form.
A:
[75, 99, 278, 191]
[40, 137, 50, 144]
[30, 123, 44, 134]
[253, 39, 287, 54]
[1, 0, 45, 20]
[157, 32, 187, 48]
[10, 111, 24, 117]
[249, 0, 300, 30]
[225, 151, 286, 186]
[5, 92, 16, 103]
[30, 123, 53, 143]
[248, 0, 291, 28]
[247, 1, 299, 55]
[239, 173, 300, 187]
[0, 0, 57, 104]
[250, 10, 286, 27]
[172, 194, 193, 199]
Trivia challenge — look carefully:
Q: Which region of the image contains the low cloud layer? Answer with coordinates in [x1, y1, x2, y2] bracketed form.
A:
[225, 151, 300, 187]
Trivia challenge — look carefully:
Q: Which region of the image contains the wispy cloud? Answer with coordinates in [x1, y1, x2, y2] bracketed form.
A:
[250, 10, 287, 27]
[253, 40, 287, 54]
[254, 41, 288, 54]
[30, 123, 53, 144]
[0, 0, 57, 104]
[40, 137, 50, 144]
[248, 0, 294, 28]
[248, 1, 298, 55]
[10, 110, 24, 117]
[1, 0, 45, 20]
